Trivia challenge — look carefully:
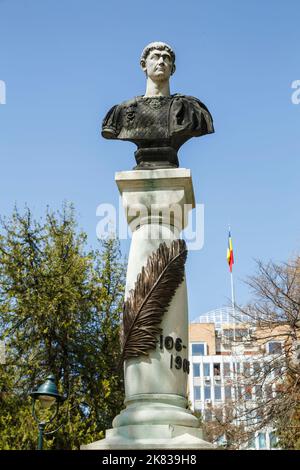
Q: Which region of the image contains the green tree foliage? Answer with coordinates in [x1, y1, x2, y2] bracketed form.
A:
[0, 205, 126, 449]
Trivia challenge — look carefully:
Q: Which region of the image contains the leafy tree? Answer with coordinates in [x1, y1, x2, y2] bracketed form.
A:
[0, 205, 126, 449]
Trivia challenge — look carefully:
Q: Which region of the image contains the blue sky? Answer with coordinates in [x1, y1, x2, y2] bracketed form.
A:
[1, 0, 299, 320]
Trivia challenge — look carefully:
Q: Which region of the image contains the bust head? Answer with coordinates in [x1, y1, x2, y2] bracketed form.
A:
[140, 42, 176, 82]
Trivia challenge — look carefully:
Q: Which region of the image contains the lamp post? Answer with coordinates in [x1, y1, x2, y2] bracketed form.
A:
[29, 374, 66, 450]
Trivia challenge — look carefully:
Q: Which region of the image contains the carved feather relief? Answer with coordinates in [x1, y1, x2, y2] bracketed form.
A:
[121, 239, 187, 362]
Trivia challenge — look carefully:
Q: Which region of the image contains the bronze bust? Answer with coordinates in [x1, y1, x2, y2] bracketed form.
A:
[102, 42, 214, 169]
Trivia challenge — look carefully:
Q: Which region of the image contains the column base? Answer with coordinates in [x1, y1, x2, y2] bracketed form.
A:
[113, 394, 199, 428]
[81, 424, 215, 450]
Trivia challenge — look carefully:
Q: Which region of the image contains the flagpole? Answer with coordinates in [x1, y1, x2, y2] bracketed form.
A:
[231, 270, 236, 348]
[228, 227, 237, 407]
[231, 269, 236, 349]
[227, 226, 236, 349]
[230, 270, 235, 311]
[228, 226, 236, 311]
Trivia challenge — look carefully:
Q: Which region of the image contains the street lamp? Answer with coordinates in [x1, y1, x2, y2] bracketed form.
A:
[29, 374, 66, 450]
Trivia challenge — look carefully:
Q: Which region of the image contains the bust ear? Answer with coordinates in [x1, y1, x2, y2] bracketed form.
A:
[140, 59, 147, 74]
[171, 63, 176, 75]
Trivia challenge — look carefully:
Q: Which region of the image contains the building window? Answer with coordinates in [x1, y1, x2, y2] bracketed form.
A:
[243, 362, 251, 378]
[265, 384, 273, 399]
[264, 362, 272, 375]
[255, 385, 262, 398]
[194, 386, 201, 401]
[268, 342, 282, 355]
[245, 386, 252, 400]
[203, 363, 210, 376]
[235, 329, 248, 342]
[223, 362, 230, 377]
[204, 386, 211, 400]
[253, 362, 260, 375]
[214, 385, 222, 401]
[258, 432, 266, 449]
[225, 385, 232, 401]
[213, 363, 221, 376]
[192, 343, 205, 356]
[223, 329, 234, 343]
[193, 363, 200, 377]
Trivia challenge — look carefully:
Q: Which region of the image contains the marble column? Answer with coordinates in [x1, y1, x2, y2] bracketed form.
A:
[81, 168, 214, 449]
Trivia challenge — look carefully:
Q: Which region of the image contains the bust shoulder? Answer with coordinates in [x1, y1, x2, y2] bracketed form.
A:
[117, 97, 138, 109]
[171, 94, 211, 111]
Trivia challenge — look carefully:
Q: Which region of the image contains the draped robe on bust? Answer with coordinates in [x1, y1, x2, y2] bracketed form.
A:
[102, 94, 214, 151]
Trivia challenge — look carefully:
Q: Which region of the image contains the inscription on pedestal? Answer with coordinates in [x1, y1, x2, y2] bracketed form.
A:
[159, 334, 190, 374]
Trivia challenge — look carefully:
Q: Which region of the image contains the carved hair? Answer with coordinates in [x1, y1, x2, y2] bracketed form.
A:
[140, 42, 176, 75]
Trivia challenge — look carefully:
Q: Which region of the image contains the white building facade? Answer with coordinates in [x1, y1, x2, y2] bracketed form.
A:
[189, 308, 280, 450]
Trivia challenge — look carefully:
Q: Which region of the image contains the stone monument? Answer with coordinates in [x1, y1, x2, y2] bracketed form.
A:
[82, 42, 214, 449]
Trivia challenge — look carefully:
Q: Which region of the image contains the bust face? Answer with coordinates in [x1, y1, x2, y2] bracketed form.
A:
[143, 48, 174, 82]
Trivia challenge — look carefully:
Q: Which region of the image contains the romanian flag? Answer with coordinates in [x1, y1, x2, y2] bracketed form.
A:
[227, 231, 234, 272]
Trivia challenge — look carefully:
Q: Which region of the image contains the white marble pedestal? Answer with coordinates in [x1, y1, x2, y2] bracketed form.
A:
[81, 169, 214, 449]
